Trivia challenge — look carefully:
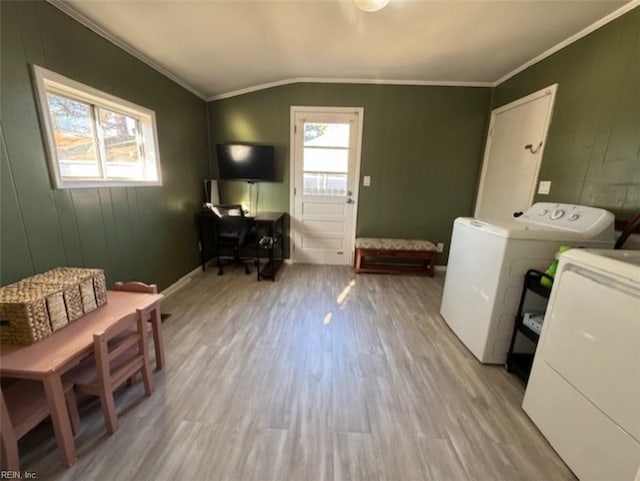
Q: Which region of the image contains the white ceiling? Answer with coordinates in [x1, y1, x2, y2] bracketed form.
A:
[56, 0, 633, 100]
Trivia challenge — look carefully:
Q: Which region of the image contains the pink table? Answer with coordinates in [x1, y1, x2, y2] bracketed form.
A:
[0, 290, 163, 467]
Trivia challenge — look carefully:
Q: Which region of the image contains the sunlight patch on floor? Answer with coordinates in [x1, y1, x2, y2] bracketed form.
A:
[336, 279, 356, 305]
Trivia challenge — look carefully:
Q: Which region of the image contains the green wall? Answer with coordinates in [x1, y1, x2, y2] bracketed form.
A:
[493, 7, 640, 218]
[1, 1, 209, 289]
[3, 2, 635, 286]
[209, 83, 492, 262]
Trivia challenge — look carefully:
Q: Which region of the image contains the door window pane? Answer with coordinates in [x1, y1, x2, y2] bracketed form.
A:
[303, 147, 348, 173]
[98, 108, 144, 179]
[302, 121, 350, 195]
[46, 93, 99, 178]
[303, 173, 347, 196]
[304, 123, 350, 148]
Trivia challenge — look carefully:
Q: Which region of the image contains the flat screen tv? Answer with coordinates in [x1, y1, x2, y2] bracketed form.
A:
[216, 143, 276, 182]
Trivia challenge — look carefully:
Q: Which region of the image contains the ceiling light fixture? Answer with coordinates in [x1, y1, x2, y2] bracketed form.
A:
[352, 0, 391, 13]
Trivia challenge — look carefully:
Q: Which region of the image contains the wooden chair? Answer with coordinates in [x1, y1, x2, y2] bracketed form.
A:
[64, 310, 153, 434]
[114, 281, 165, 371]
[1, 379, 80, 471]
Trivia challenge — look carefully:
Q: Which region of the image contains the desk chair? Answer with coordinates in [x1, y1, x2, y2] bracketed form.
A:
[1, 380, 80, 471]
[212, 204, 256, 275]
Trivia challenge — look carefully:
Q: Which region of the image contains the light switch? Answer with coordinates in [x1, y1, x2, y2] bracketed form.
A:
[538, 180, 551, 195]
[363, 176, 371, 187]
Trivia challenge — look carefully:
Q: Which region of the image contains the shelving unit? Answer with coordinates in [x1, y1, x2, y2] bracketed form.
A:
[505, 269, 553, 384]
[254, 212, 285, 282]
[257, 233, 283, 281]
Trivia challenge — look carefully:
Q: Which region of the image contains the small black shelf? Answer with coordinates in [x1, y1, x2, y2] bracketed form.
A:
[505, 353, 535, 383]
[505, 269, 553, 384]
[517, 322, 541, 344]
[255, 213, 285, 282]
[258, 259, 283, 279]
[521, 270, 553, 299]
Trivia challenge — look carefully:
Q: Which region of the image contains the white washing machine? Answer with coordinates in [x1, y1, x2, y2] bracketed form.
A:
[523, 249, 640, 481]
[440, 202, 614, 364]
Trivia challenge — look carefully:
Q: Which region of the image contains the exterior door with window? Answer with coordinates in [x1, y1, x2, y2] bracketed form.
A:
[291, 107, 363, 265]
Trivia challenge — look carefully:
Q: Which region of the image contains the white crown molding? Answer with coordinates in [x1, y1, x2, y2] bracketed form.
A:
[46, 0, 207, 101]
[48, 0, 638, 102]
[208, 77, 493, 101]
[494, 0, 640, 86]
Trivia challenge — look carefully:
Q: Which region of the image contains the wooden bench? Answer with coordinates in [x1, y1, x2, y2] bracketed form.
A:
[355, 238, 437, 277]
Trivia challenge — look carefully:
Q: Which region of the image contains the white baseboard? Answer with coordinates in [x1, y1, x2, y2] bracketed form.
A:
[162, 260, 445, 297]
[161, 263, 208, 297]
[286, 258, 446, 272]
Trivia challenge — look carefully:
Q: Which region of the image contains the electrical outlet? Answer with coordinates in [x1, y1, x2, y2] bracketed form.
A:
[538, 180, 551, 195]
[436, 242, 444, 253]
[363, 176, 371, 187]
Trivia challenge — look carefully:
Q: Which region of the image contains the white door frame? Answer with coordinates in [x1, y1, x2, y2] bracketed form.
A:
[474, 84, 558, 217]
[289, 106, 365, 264]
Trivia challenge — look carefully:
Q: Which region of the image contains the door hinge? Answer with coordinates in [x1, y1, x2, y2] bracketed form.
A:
[294, 187, 296, 195]
[294, 125, 297, 134]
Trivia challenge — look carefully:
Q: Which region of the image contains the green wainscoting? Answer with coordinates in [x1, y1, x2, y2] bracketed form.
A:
[0, 1, 209, 289]
[209, 83, 492, 262]
[2, 1, 637, 288]
[493, 7, 640, 218]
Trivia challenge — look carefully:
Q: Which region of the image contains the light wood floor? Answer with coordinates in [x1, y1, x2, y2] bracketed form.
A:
[22, 265, 575, 480]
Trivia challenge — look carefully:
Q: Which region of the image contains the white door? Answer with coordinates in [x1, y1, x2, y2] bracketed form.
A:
[475, 84, 558, 222]
[290, 107, 364, 265]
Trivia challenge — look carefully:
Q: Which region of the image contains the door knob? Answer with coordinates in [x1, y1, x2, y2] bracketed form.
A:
[346, 198, 354, 204]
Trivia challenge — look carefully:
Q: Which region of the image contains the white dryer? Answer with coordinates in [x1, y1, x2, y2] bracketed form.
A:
[440, 203, 614, 364]
[523, 249, 640, 481]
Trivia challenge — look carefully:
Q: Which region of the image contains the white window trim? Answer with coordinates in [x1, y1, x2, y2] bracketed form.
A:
[32, 64, 163, 189]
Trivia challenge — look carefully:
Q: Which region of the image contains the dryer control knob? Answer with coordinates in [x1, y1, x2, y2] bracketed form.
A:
[569, 213, 580, 221]
[538, 209, 549, 216]
[551, 209, 565, 220]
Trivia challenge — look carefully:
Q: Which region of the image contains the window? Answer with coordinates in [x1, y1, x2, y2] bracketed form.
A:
[302, 122, 350, 196]
[32, 65, 162, 188]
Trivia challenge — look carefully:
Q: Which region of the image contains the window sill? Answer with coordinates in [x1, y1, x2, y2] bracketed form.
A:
[55, 180, 163, 189]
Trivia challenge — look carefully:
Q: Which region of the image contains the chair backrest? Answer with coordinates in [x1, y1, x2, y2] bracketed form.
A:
[213, 205, 255, 246]
[212, 204, 245, 218]
[114, 281, 158, 294]
[93, 310, 148, 390]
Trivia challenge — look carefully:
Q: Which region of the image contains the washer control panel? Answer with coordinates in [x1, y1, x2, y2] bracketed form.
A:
[517, 203, 613, 234]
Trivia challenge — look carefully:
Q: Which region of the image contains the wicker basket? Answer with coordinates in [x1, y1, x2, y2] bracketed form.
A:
[0, 284, 57, 344]
[0, 267, 108, 345]
[28, 267, 107, 313]
[28, 274, 84, 322]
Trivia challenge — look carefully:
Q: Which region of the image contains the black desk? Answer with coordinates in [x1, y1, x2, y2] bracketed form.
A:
[199, 210, 285, 281]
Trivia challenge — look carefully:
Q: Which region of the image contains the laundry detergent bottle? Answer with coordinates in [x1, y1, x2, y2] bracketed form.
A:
[541, 245, 572, 288]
